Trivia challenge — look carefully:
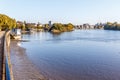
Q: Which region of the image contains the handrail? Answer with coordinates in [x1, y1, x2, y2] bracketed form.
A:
[6, 59, 10, 80]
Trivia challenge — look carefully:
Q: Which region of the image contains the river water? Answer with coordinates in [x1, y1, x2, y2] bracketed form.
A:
[19, 30, 120, 80]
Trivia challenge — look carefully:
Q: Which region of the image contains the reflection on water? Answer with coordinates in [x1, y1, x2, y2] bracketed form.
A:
[20, 30, 120, 80]
[17, 42, 21, 46]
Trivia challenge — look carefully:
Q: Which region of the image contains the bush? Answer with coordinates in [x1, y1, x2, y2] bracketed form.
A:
[50, 23, 74, 33]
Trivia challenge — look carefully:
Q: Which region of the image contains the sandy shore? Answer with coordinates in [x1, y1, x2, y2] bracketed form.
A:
[10, 41, 47, 80]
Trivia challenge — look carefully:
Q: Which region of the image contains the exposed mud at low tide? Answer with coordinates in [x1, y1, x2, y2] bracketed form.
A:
[10, 41, 47, 80]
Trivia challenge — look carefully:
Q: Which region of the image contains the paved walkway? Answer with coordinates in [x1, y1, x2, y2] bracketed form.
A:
[0, 31, 5, 80]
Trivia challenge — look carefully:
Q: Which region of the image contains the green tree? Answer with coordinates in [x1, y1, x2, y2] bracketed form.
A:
[0, 14, 16, 30]
[50, 23, 74, 33]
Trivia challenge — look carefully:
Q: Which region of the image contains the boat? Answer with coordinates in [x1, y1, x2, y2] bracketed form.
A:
[11, 28, 21, 40]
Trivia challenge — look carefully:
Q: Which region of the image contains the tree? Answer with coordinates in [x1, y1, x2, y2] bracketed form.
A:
[50, 23, 74, 33]
[0, 14, 16, 30]
[104, 22, 120, 30]
[21, 24, 26, 30]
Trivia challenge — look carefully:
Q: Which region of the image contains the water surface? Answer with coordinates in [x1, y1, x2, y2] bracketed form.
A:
[20, 30, 120, 80]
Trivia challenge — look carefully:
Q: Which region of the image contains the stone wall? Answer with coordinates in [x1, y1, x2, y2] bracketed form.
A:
[2, 31, 14, 80]
[0, 31, 5, 80]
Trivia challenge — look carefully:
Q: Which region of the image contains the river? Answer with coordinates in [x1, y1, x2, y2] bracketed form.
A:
[14, 30, 120, 80]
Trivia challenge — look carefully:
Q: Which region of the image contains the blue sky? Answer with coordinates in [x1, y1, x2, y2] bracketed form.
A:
[0, 0, 120, 24]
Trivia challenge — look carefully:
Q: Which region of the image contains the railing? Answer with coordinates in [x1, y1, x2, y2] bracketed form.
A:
[2, 30, 14, 80]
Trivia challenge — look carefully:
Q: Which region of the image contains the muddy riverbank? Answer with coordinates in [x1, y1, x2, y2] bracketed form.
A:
[10, 41, 47, 80]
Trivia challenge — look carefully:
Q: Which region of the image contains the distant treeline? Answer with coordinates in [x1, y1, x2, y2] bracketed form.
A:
[1, 14, 120, 32]
[104, 22, 120, 30]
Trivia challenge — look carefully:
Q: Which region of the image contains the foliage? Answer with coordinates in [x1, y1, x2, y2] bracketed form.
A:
[50, 23, 74, 33]
[37, 26, 44, 29]
[43, 24, 49, 30]
[21, 24, 26, 30]
[104, 22, 120, 30]
[0, 14, 16, 30]
[36, 22, 43, 29]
